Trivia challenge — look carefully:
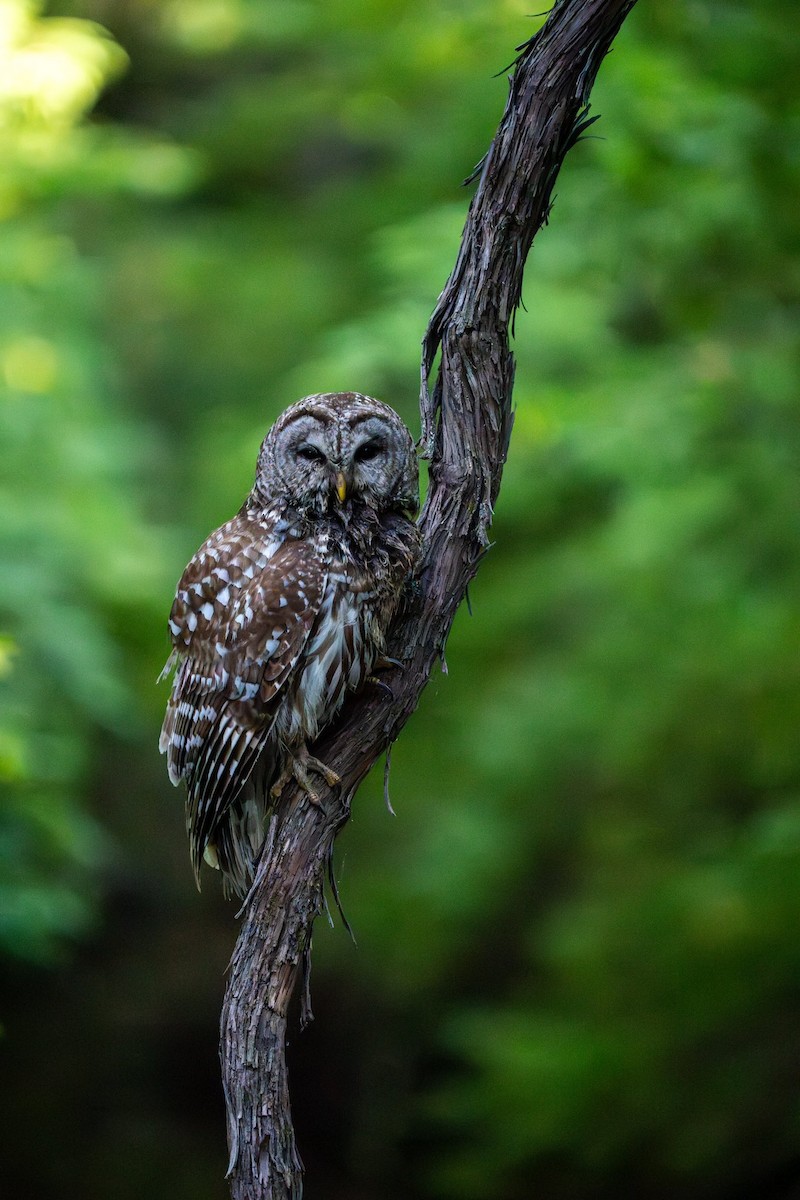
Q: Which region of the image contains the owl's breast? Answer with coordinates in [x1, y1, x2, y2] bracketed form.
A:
[270, 506, 419, 751]
[274, 561, 383, 746]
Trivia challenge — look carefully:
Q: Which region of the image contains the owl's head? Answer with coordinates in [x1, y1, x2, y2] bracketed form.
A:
[254, 392, 419, 517]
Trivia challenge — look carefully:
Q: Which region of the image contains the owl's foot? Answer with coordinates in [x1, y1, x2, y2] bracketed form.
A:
[270, 744, 341, 806]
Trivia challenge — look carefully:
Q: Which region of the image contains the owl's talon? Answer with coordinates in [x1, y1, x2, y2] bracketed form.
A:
[374, 655, 404, 672]
[367, 675, 394, 699]
[271, 744, 340, 805]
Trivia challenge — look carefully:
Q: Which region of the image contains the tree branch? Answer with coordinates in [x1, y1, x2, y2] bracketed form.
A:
[220, 2, 638, 1196]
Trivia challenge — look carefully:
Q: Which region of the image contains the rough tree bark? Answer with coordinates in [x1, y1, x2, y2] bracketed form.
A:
[220, 1, 638, 1196]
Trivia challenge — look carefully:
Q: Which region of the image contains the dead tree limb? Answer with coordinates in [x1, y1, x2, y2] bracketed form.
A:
[220, 2, 638, 1196]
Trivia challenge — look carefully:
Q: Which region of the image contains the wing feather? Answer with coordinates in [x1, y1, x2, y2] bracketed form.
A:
[159, 515, 326, 880]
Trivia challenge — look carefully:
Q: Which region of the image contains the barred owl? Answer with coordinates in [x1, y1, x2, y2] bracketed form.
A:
[159, 392, 421, 897]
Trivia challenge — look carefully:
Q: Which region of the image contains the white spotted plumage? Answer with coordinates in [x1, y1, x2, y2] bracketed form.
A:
[160, 392, 421, 896]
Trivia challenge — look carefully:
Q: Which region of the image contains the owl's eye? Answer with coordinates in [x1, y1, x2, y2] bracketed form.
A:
[354, 438, 385, 463]
[296, 444, 326, 464]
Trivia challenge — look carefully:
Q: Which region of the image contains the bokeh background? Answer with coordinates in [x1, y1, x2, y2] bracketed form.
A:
[2, 1, 799, 1197]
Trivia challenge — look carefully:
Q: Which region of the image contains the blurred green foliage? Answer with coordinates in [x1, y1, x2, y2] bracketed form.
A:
[1, 0, 799, 1197]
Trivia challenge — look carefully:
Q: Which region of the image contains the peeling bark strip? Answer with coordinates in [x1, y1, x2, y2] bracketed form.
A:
[220, 2, 638, 1196]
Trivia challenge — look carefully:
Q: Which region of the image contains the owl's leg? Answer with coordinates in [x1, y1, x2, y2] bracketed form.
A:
[270, 743, 341, 805]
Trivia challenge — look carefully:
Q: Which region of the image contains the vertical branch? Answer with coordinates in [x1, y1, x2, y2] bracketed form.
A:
[220, 2, 638, 1196]
[220, 812, 330, 1198]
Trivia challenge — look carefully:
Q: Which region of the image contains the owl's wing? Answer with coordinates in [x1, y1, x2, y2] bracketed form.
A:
[159, 514, 326, 877]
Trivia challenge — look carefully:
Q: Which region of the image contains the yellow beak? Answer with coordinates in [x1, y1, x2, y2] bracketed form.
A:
[335, 471, 347, 503]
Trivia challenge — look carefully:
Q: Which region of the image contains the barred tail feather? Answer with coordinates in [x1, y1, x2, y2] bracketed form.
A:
[212, 792, 267, 899]
[186, 716, 276, 891]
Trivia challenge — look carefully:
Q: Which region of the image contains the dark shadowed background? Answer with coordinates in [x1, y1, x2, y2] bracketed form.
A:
[2, 1, 799, 1197]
